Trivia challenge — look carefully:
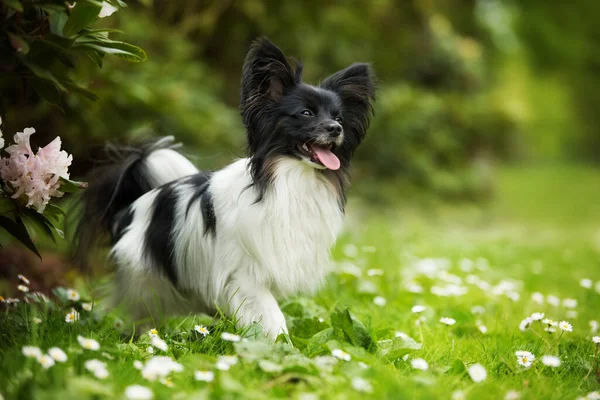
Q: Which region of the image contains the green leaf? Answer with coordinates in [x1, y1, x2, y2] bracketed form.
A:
[63, 2, 101, 37]
[376, 337, 422, 361]
[0, 196, 17, 215]
[44, 203, 66, 224]
[0, 216, 41, 259]
[63, 81, 99, 101]
[29, 78, 63, 111]
[74, 39, 147, 62]
[330, 308, 374, 351]
[305, 327, 334, 357]
[8, 33, 29, 54]
[49, 12, 69, 36]
[59, 177, 88, 192]
[86, 51, 104, 68]
[2, 0, 23, 12]
[21, 60, 67, 91]
[233, 340, 272, 362]
[21, 210, 57, 245]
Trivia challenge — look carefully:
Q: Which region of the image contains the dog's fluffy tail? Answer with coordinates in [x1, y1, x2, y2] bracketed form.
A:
[74, 136, 198, 264]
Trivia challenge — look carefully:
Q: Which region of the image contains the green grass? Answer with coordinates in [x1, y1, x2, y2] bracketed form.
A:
[1, 164, 600, 400]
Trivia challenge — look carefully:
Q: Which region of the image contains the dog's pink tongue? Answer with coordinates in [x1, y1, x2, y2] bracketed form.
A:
[311, 145, 340, 170]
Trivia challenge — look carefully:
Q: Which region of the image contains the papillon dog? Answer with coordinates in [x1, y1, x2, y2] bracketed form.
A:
[77, 38, 376, 338]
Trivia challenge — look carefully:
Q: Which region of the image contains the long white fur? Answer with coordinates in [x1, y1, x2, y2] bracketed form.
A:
[110, 149, 344, 337]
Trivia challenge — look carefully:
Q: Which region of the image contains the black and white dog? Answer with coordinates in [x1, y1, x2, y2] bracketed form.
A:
[78, 38, 376, 338]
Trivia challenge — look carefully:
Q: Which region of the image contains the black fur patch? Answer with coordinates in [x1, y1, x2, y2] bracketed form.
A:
[184, 172, 216, 236]
[145, 184, 179, 285]
[111, 206, 134, 243]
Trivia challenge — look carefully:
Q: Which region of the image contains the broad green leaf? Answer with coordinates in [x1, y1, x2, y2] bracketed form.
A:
[29, 78, 63, 111]
[330, 308, 374, 351]
[63, 2, 101, 37]
[59, 177, 88, 192]
[0, 216, 41, 259]
[73, 41, 147, 62]
[0, 196, 17, 215]
[86, 50, 104, 68]
[8, 33, 29, 54]
[21, 210, 57, 245]
[21, 60, 67, 91]
[376, 336, 422, 361]
[2, 0, 23, 12]
[49, 11, 69, 36]
[63, 81, 99, 101]
[305, 327, 334, 357]
[43, 203, 67, 226]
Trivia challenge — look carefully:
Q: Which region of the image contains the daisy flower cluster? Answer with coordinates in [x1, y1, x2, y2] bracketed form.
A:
[0, 124, 72, 212]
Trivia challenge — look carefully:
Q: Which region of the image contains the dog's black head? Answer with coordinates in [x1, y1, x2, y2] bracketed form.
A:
[240, 38, 376, 198]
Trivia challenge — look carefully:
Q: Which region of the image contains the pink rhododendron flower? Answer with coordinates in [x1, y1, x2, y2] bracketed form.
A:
[0, 127, 72, 212]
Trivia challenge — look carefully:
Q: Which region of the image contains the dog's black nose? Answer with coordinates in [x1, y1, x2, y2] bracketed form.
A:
[326, 122, 343, 137]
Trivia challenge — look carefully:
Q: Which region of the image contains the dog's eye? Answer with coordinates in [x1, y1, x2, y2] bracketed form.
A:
[300, 110, 313, 116]
[335, 116, 343, 124]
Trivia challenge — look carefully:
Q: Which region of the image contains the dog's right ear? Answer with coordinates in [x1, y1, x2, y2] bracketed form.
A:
[240, 37, 302, 110]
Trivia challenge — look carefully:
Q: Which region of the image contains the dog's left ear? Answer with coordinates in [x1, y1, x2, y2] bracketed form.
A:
[320, 63, 376, 143]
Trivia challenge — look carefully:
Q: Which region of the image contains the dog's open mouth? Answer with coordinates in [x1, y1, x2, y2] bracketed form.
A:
[297, 142, 340, 170]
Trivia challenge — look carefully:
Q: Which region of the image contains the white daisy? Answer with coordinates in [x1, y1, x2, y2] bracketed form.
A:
[477, 324, 488, 334]
[547, 295, 560, 306]
[38, 354, 55, 369]
[505, 390, 521, 400]
[440, 317, 456, 325]
[530, 312, 545, 321]
[411, 305, 426, 313]
[531, 292, 544, 304]
[134, 360, 144, 370]
[114, 319, 124, 330]
[468, 363, 487, 382]
[150, 336, 168, 352]
[351, 377, 373, 393]
[590, 320, 599, 333]
[452, 391, 466, 400]
[373, 296, 387, 306]
[22, 345, 42, 360]
[519, 317, 533, 331]
[592, 336, 600, 344]
[220, 332, 241, 342]
[125, 385, 154, 400]
[148, 329, 159, 338]
[17, 285, 29, 293]
[194, 325, 210, 336]
[81, 303, 93, 311]
[541, 355, 561, 367]
[563, 298, 578, 309]
[140, 356, 183, 381]
[66, 289, 80, 301]
[395, 331, 411, 340]
[331, 349, 351, 361]
[587, 391, 600, 400]
[147, 346, 154, 354]
[194, 370, 214, 382]
[471, 305, 485, 314]
[65, 309, 80, 324]
[545, 327, 556, 333]
[84, 359, 106, 373]
[367, 269, 384, 276]
[159, 377, 173, 387]
[559, 321, 573, 332]
[542, 318, 557, 326]
[515, 351, 535, 368]
[33, 317, 42, 324]
[18, 274, 30, 285]
[580, 278, 593, 289]
[77, 335, 100, 351]
[567, 310, 579, 319]
[410, 358, 429, 370]
[48, 347, 67, 362]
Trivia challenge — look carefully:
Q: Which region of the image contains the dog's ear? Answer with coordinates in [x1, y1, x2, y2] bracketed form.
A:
[320, 63, 376, 146]
[240, 37, 302, 108]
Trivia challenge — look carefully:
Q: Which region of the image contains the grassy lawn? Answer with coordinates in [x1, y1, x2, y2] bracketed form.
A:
[1, 164, 599, 400]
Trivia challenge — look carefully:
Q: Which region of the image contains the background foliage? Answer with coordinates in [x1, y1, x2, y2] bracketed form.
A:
[2, 0, 598, 198]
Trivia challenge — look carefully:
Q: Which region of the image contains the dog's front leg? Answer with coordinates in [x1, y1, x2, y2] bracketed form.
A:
[222, 275, 288, 339]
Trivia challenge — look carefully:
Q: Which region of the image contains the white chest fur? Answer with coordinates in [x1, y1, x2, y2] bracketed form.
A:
[211, 158, 344, 299]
